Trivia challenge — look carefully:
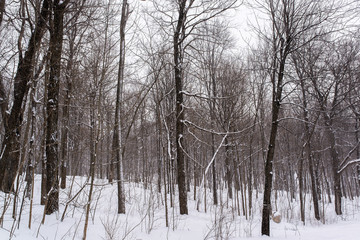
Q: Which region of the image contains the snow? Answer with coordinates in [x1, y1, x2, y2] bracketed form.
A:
[1, 175, 360, 240]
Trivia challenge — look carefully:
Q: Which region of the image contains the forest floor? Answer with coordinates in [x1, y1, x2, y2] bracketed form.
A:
[1, 176, 359, 240]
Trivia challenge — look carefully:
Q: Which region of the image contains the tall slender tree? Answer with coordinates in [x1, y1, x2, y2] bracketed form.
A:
[258, 0, 335, 235]
[45, 0, 69, 215]
[112, 0, 129, 214]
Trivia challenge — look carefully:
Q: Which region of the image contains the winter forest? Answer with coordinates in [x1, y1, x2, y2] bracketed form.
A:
[0, 0, 360, 239]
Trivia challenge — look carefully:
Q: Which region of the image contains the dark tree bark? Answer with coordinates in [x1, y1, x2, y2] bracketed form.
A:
[296, 57, 321, 221]
[261, 65, 285, 235]
[323, 112, 342, 215]
[0, 0, 50, 193]
[112, 0, 129, 214]
[0, 0, 6, 129]
[210, 63, 218, 206]
[261, 10, 292, 237]
[225, 137, 233, 199]
[60, 34, 75, 189]
[83, 89, 96, 240]
[41, 60, 50, 205]
[259, 0, 333, 234]
[0, 0, 5, 26]
[45, 0, 68, 215]
[298, 151, 305, 223]
[174, 0, 188, 215]
[311, 72, 343, 215]
[0, 73, 7, 129]
[356, 119, 360, 185]
[60, 75, 71, 189]
[291, 49, 322, 221]
[211, 134, 218, 205]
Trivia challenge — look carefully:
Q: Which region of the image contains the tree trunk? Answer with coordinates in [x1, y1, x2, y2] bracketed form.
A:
[0, 0, 5, 27]
[0, 1, 4, 119]
[299, 152, 305, 224]
[324, 117, 342, 215]
[83, 90, 96, 240]
[211, 133, 218, 205]
[45, 0, 67, 215]
[60, 42, 74, 189]
[112, 0, 129, 214]
[261, 103, 280, 235]
[311, 77, 342, 214]
[0, 0, 50, 193]
[355, 118, 360, 187]
[156, 103, 162, 193]
[261, 38, 289, 236]
[298, 73, 321, 221]
[174, 0, 188, 215]
[225, 137, 233, 199]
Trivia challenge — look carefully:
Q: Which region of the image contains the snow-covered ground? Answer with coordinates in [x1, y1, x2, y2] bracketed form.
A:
[1, 175, 359, 240]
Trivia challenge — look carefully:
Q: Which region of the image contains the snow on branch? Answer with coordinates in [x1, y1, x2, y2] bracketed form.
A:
[196, 133, 228, 211]
[178, 134, 205, 168]
[182, 119, 256, 136]
[338, 158, 360, 174]
[180, 90, 236, 100]
[339, 140, 360, 170]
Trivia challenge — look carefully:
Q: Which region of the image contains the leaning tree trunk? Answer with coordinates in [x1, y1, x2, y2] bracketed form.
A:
[261, 37, 290, 236]
[261, 84, 282, 236]
[0, 0, 50, 193]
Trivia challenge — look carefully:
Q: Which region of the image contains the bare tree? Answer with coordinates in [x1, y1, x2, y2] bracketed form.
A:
[309, 39, 359, 215]
[112, 0, 130, 214]
[45, 0, 69, 215]
[0, 0, 51, 193]
[152, 0, 237, 215]
[255, 0, 336, 235]
[292, 42, 324, 222]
